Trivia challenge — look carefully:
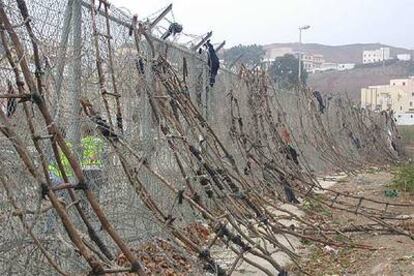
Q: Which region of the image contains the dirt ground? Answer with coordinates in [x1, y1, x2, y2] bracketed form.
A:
[292, 170, 414, 276]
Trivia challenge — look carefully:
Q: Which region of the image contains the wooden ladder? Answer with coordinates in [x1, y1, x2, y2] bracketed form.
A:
[90, 0, 123, 133]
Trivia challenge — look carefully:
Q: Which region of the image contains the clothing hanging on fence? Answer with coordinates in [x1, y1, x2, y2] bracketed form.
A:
[279, 126, 292, 144]
[6, 97, 16, 117]
[348, 131, 361, 149]
[161, 22, 183, 40]
[205, 40, 220, 87]
[135, 57, 145, 75]
[287, 144, 300, 166]
[263, 162, 300, 204]
[94, 115, 119, 141]
[279, 144, 300, 166]
[280, 175, 300, 204]
[313, 90, 325, 114]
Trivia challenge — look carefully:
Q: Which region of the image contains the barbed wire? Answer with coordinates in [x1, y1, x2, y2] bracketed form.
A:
[0, 0, 412, 275]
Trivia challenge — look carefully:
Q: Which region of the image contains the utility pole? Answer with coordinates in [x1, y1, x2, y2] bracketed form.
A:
[298, 25, 310, 86]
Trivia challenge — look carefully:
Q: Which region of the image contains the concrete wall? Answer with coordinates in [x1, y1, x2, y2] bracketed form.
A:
[395, 113, 414, 125]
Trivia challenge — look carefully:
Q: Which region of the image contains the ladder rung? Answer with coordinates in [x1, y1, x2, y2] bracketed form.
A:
[102, 91, 121, 97]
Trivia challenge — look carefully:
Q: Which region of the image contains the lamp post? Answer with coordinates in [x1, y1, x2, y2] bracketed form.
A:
[298, 25, 310, 85]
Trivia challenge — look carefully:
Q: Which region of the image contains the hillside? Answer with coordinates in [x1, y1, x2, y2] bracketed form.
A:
[307, 61, 414, 102]
[263, 43, 410, 64]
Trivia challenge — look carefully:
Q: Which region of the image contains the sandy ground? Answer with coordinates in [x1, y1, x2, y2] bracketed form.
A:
[212, 174, 347, 275]
[215, 171, 414, 275]
[292, 170, 414, 276]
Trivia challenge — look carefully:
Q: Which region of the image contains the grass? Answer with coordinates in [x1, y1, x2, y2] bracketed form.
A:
[290, 244, 362, 275]
[398, 126, 414, 145]
[390, 163, 414, 194]
[392, 126, 414, 193]
[302, 196, 333, 217]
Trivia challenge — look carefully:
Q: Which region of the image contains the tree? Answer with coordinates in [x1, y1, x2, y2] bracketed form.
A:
[268, 54, 308, 89]
[221, 44, 265, 67]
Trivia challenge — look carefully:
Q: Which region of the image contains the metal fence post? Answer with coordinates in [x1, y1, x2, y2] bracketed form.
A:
[67, 0, 82, 157]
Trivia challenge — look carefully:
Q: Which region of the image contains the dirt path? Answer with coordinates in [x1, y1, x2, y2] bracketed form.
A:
[212, 171, 414, 275]
[293, 171, 414, 276]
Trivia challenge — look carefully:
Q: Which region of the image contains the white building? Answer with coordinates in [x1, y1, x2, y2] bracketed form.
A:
[311, 62, 356, 73]
[337, 63, 355, 71]
[397, 53, 411, 61]
[301, 54, 325, 72]
[311, 62, 337, 73]
[362, 47, 391, 64]
[395, 113, 414, 125]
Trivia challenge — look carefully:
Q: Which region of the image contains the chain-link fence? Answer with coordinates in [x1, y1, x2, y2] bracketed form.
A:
[0, 0, 410, 275]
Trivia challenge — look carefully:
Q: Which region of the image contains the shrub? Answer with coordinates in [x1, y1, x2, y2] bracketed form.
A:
[391, 164, 414, 194]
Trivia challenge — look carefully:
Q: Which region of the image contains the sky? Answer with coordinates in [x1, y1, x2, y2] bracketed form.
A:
[111, 0, 414, 49]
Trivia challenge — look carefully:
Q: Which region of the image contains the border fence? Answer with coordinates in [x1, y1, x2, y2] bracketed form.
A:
[0, 0, 411, 275]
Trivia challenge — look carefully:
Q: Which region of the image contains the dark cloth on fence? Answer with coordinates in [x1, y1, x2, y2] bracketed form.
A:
[94, 115, 118, 141]
[313, 90, 325, 114]
[280, 144, 300, 166]
[348, 132, 361, 149]
[287, 144, 300, 166]
[7, 98, 17, 117]
[263, 162, 300, 204]
[161, 22, 183, 40]
[206, 40, 220, 87]
[280, 175, 300, 204]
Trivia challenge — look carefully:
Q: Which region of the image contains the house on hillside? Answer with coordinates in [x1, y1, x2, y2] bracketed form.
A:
[397, 54, 411, 61]
[312, 62, 337, 73]
[301, 54, 325, 72]
[362, 47, 391, 64]
[337, 63, 355, 71]
[310, 62, 355, 73]
[361, 77, 414, 125]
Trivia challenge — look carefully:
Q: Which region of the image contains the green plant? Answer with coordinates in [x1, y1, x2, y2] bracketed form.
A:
[391, 164, 414, 194]
[268, 54, 308, 89]
[302, 197, 332, 216]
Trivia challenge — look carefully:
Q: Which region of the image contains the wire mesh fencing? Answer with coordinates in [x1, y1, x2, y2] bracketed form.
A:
[0, 0, 411, 275]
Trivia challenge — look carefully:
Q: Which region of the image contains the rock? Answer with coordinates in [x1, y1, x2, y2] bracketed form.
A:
[323, 245, 338, 255]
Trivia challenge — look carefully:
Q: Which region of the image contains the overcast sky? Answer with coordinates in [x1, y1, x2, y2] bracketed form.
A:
[111, 0, 414, 49]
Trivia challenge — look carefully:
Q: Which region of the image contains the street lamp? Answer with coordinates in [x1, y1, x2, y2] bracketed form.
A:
[298, 25, 311, 85]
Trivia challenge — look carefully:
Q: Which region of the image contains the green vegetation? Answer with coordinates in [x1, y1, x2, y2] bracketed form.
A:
[408, 62, 414, 75]
[398, 126, 414, 144]
[291, 245, 363, 275]
[48, 136, 104, 177]
[391, 164, 414, 194]
[268, 54, 308, 89]
[302, 196, 332, 217]
[397, 126, 414, 158]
